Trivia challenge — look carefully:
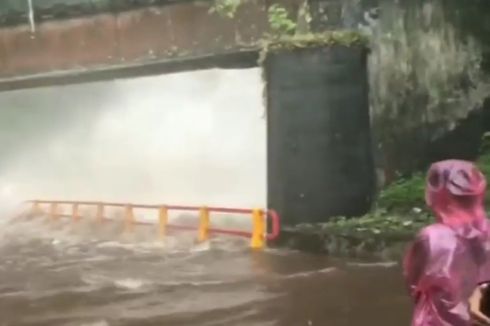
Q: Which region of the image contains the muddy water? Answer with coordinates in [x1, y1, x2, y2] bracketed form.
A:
[0, 217, 411, 326]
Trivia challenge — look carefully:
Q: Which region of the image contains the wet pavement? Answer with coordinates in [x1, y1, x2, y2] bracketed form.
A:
[0, 216, 411, 326]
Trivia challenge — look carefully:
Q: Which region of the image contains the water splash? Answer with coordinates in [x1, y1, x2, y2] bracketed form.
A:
[0, 68, 265, 210]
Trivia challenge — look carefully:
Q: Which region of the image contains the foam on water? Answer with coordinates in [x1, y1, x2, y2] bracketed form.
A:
[346, 261, 399, 268]
[79, 321, 109, 326]
[283, 267, 338, 279]
[113, 278, 147, 290]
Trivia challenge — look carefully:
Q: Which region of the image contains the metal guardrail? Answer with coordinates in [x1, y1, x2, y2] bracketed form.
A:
[25, 200, 281, 249]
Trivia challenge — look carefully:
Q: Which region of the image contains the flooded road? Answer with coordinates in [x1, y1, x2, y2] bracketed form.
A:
[0, 216, 411, 326]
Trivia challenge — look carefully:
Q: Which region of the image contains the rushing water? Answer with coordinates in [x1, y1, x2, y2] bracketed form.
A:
[0, 215, 411, 326]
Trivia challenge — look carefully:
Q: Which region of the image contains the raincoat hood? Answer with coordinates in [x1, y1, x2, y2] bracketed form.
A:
[425, 160, 487, 237]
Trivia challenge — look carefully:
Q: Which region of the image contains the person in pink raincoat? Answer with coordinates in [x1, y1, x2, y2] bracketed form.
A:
[403, 160, 490, 326]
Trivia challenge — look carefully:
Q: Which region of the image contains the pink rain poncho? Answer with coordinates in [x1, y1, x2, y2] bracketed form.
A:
[403, 160, 490, 326]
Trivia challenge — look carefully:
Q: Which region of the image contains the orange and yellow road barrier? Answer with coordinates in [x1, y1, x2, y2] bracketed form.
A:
[24, 200, 281, 250]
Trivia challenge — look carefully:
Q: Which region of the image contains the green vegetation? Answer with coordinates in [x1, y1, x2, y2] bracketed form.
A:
[479, 153, 490, 183]
[478, 132, 490, 177]
[208, 0, 243, 19]
[318, 211, 430, 242]
[289, 210, 431, 259]
[267, 4, 297, 36]
[262, 3, 367, 52]
[261, 31, 368, 53]
[376, 174, 426, 213]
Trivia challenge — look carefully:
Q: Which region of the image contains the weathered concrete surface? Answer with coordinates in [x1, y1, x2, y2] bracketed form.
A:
[0, 0, 298, 90]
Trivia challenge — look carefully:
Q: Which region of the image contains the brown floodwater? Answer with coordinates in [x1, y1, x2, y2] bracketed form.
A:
[0, 216, 411, 326]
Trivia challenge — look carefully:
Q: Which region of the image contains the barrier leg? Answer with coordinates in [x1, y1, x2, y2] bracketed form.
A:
[198, 207, 210, 243]
[31, 201, 42, 216]
[124, 205, 134, 233]
[49, 203, 58, 221]
[72, 203, 79, 223]
[158, 206, 168, 239]
[96, 203, 104, 224]
[251, 209, 265, 249]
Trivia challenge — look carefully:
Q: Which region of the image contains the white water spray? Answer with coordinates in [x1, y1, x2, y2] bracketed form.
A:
[0, 69, 266, 225]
